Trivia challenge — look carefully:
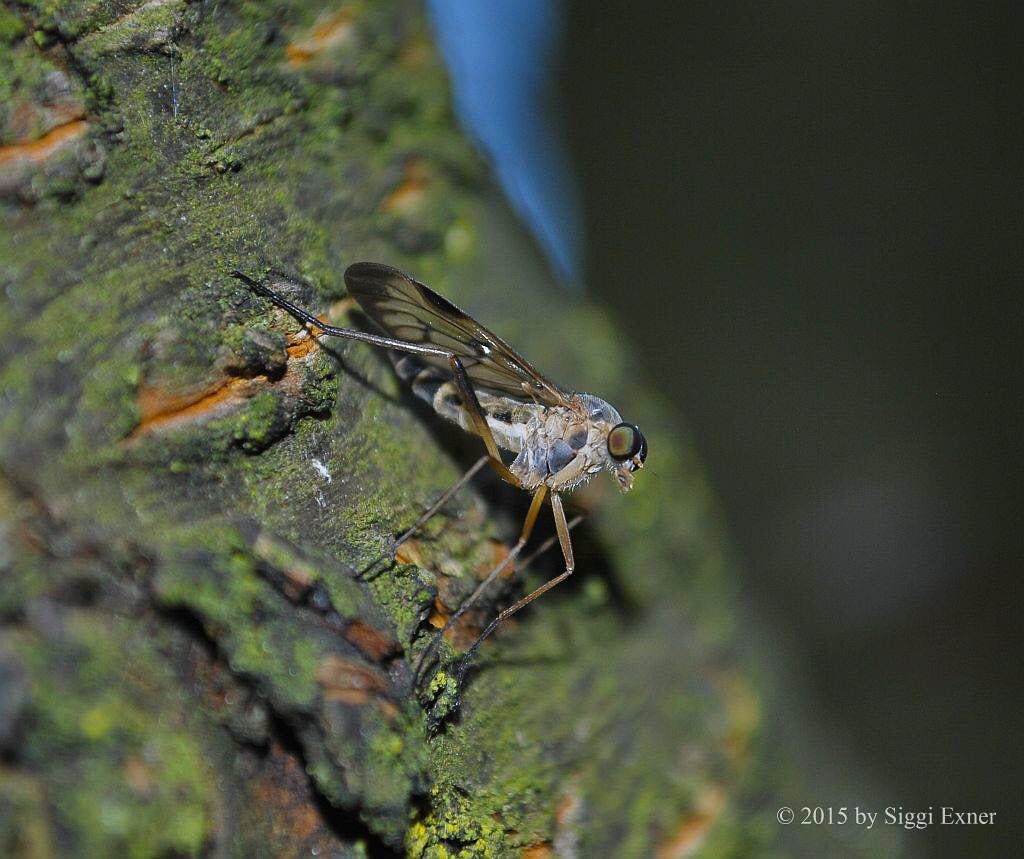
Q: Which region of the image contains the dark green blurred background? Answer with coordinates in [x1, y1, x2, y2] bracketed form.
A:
[562, 2, 1021, 856]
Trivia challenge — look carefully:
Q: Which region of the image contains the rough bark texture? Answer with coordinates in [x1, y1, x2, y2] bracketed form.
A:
[0, 1, 782, 856]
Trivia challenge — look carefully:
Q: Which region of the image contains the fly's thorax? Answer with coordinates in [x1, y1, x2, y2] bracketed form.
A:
[576, 393, 624, 426]
[509, 397, 606, 492]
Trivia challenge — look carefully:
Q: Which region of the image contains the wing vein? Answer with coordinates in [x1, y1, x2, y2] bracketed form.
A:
[344, 262, 573, 408]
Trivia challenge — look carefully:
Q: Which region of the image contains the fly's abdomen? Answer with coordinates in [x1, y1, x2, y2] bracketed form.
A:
[393, 354, 530, 453]
[395, 354, 444, 405]
[394, 354, 468, 424]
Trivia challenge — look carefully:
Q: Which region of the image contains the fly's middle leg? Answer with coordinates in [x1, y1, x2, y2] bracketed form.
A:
[412, 485, 548, 687]
[454, 492, 576, 695]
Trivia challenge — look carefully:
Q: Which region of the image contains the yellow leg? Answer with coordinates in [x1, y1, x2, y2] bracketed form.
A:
[413, 486, 548, 685]
[455, 493, 575, 689]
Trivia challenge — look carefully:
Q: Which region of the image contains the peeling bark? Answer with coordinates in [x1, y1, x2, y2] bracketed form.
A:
[0, 1, 781, 856]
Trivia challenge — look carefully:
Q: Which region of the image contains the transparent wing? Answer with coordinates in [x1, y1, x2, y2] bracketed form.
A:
[344, 262, 573, 406]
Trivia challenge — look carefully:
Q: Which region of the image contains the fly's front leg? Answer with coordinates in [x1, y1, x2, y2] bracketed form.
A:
[518, 511, 584, 569]
[455, 493, 575, 692]
[413, 485, 548, 687]
[446, 354, 524, 489]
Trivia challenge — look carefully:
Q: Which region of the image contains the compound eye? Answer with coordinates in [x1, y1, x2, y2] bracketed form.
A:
[607, 422, 641, 462]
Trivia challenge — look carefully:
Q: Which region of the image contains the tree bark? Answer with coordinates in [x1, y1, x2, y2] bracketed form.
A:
[1, 1, 768, 855]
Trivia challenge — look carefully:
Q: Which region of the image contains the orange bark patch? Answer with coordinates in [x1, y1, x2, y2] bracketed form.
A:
[521, 844, 553, 859]
[410, 536, 515, 648]
[285, 8, 355, 67]
[0, 119, 89, 167]
[249, 742, 330, 846]
[285, 333, 320, 360]
[316, 654, 396, 718]
[7, 98, 86, 145]
[655, 786, 726, 859]
[481, 538, 515, 581]
[130, 374, 273, 437]
[427, 594, 489, 652]
[122, 756, 153, 795]
[382, 159, 429, 215]
[129, 327, 323, 438]
[394, 537, 425, 567]
[344, 618, 398, 662]
[427, 595, 453, 630]
[555, 786, 582, 828]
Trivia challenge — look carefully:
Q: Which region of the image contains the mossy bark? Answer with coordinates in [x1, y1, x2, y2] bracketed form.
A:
[1, 1, 772, 856]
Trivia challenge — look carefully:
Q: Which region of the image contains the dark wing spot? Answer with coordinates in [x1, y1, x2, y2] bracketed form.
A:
[491, 409, 513, 423]
[417, 282, 469, 320]
[568, 430, 588, 450]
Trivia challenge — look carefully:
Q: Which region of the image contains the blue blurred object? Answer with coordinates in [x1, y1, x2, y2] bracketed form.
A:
[427, 0, 581, 285]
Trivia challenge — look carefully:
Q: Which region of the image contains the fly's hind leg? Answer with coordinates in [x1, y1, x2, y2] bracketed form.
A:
[233, 272, 524, 491]
[454, 493, 576, 694]
[518, 510, 584, 569]
[392, 454, 490, 549]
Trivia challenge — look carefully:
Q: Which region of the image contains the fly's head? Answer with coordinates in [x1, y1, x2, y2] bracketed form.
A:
[605, 421, 647, 492]
[577, 394, 648, 493]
